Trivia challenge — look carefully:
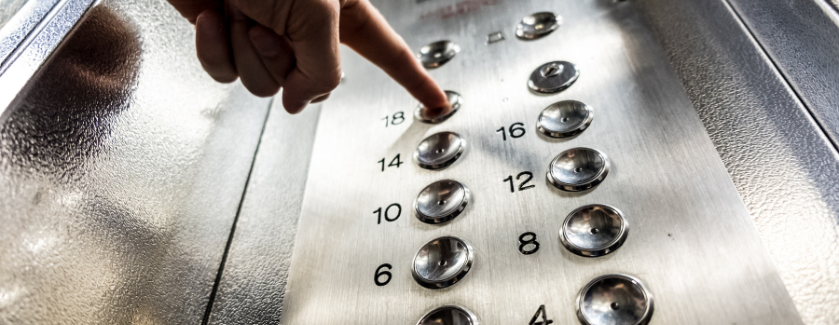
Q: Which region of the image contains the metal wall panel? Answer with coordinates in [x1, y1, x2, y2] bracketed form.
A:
[635, 0, 839, 324]
[0, 0, 270, 323]
[208, 101, 321, 325]
[725, 0, 839, 150]
[280, 0, 802, 324]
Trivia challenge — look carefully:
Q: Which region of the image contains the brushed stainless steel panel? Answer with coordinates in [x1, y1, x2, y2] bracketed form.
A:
[208, 100, 321, 325]
[726, 0, 839, 150]
[635, 0, 839, 324]
[281, 0, 802, 324]
[0, 0, 270, 323]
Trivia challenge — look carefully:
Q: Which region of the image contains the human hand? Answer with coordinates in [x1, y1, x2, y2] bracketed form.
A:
[167, 0, 449, 114]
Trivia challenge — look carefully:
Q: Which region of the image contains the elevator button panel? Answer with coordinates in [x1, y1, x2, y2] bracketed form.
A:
[547, 147, 610, 191]
[415, 90, 462, 124]
[516, 12, 561, 40]
[537, 100, 594, 138]
[414, 179, 471, 224]
[577, 274, 654, 325]
[528, 61, 580, 94]
[414, 131, 466, 170]
[418, 40, 460, 69]
[412, 236, 474, 289]
[417, 305, 480, 325]
[280, 0, 802, 323]
[560, 204, 628, 257]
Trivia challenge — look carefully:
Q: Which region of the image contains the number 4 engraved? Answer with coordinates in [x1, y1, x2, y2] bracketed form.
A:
[529, 305, 553, 325]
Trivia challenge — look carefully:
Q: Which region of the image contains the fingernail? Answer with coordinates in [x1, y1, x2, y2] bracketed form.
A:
[251, 28, 281, 57]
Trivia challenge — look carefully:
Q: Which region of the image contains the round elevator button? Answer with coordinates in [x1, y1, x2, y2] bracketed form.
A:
[577, 274, 654, 325]
[516, 12, 561, 40]
[537, 100, 593, 138]
[415, 131, 465, 170]
[415, 91, 462, 124]
[418, 40, 460, 69]
[412, 236, 474, 289]
[528, 61, 580, 94]
[417, 305, 480, 325]
[415, 179, 471, 224]
[560, 204, 628, 257]
[547, 147, 609, 192]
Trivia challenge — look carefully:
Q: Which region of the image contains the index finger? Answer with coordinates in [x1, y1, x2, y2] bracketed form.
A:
[339, 0, 448, 109]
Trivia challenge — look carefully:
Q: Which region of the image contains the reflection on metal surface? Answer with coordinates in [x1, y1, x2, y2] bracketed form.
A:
[0, 0, 30, 29]
[577, 274, 653, 325]
[414, 131, 466, 170]
[414, 179, 471, 224]
[559, 204, 627, 257]
[0, 1, 270, 323]
[0, 0, 97, 122]
[207, 101, 321, 325]
[515, 12, 560, 40]
[417, 305, 479, 325]
[0, 0, 60, 66]
[636, 0, 837, 323]
[547, 147, 609, 192]
[415, 90, 462, 124]
[527, 60, 579, 94]
[536, 100, 593, 138]
[412, 236, 474, 289]
[280, 0, 801, 323]
[418, 40, 460, 69]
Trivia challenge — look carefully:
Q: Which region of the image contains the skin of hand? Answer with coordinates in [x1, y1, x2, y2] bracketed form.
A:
[166, 0, 449, 114]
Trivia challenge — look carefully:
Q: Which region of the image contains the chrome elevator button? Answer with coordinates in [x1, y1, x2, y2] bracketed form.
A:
[537, 100, 593, 138]
[415, 91, 462, 124]
[417, 305, 480, 325]
[577, 274, 654, 325]
[547, 147, 609, 192]
[560, 204, 628, 257]
[528, 61, 580, 94]
[418, 40, 460, 69]
[415, 179, 471, 224]
[415, 131, 465, 170]
[516, 12, 561, 40]
[412, 236, 474, 289]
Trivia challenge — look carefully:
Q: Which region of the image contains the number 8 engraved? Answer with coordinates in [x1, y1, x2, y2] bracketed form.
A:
[518, 232, 540, 255]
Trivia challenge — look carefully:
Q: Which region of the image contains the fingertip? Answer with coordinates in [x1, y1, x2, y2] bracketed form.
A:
[282, 94, 308, 114]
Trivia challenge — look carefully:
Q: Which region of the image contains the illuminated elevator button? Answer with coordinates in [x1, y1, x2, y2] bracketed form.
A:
[528, 61, 579, 94]
[560, 204, 628, 257]
[577, 274, 654, 325]
[415, 91, 462, 124]
[516, 12, 561, 40]
[547, 147, 609, 192]
[418, 40, 460, 69]
[414, 179, 471, 224]
[412, 236, 474, 289]
[414, 131, 465, 170]
[417, 305, 480, 325]
[537, 100, 593, 138]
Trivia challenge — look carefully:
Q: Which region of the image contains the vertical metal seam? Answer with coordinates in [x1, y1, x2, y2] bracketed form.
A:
[721, 0, 839, 155]
[201, 97, 274, 325]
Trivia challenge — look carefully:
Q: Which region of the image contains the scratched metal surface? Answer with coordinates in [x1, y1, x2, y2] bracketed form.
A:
[0, 0, 270, 323]
[279, 0, 802, 323]
[635, 0, 839, 324]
